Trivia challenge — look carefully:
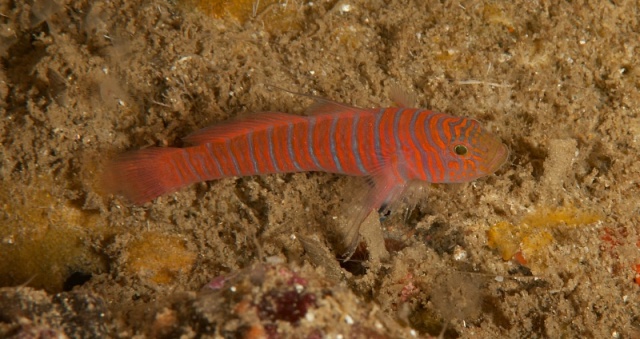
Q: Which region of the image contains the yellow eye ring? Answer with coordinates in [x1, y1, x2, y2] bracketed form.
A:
[454, 145, 468, 156]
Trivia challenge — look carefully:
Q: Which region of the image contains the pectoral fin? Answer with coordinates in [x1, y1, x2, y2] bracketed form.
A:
[340, 170, 408, 260]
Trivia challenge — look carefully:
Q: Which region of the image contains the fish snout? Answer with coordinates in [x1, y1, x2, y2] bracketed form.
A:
[488, 143, 509, 174]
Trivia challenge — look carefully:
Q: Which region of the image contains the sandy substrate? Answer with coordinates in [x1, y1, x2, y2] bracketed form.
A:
[1, 0, 639, 337]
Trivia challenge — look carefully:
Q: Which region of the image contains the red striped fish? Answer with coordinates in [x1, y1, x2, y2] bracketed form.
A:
[105, 91, 508, 256]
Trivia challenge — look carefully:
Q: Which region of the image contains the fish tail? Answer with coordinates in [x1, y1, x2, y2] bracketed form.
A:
[103, 147, 206, 204]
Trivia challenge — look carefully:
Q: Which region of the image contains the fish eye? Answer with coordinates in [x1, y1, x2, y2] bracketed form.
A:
[454, 145, 468, 156]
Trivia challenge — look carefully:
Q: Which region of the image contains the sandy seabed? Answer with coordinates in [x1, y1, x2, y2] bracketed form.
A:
[1, 0, 639, 338]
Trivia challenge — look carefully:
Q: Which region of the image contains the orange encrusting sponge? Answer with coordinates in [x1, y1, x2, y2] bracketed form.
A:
[180, 0, 303, 33]
[125, 232, 197, 284]
[487, 206, 602, 269]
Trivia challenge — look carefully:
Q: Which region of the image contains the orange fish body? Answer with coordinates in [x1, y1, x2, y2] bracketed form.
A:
[106, 96, 508, 255]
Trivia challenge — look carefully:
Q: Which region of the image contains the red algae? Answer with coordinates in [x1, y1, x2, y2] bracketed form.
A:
[195, 264, 412, 337]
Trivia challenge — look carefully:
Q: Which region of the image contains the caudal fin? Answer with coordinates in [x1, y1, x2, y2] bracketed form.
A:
[103, 147, 189, 204]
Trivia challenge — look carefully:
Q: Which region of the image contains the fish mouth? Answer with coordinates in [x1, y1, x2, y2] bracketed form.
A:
[487, 143, 509, 174]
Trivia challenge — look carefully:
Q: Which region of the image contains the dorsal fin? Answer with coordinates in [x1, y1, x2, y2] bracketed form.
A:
[389, 85, 418, 108]
[183, 112, 305, 145]
[185, 86, 382, 145]
[265, 83, 374, 117]
[303, 97, 370, 117]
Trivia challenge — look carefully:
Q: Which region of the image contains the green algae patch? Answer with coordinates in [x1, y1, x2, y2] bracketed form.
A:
[487, 206, 602, 273]
[181, 0, 303, 33]
[125, 232, 197, 284]
[0, 175, 106, 293]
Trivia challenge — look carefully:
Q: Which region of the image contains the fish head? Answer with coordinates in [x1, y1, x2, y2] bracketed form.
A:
[439, 117, 509, 183]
